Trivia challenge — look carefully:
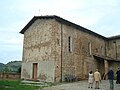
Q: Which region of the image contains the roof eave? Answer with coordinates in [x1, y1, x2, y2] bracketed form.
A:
[19, 15, 110, 40]
[19, 16, 37, 34]
[108, 35, 120, 40]
[19, 15, 57, 34]
[54, 16, 107, 40]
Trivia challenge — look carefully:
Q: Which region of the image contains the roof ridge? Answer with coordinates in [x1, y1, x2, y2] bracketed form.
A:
[19, 15, 119, 40]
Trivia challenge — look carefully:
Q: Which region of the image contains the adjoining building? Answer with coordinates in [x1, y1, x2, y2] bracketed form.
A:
[20, 15, 120, 82]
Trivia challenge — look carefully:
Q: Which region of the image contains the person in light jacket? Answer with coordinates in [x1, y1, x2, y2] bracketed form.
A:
[94, 69, 101, 89]
[88, 71, 94, 88]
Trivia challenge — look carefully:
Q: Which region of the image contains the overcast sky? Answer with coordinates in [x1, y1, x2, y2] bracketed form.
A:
[0, 0, 120, 64]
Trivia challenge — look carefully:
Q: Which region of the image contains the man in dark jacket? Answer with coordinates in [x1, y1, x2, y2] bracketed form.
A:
[116, 68, 120, 84]
[108, 67, 114, 90]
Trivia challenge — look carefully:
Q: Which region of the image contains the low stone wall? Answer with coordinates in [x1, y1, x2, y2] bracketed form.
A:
[0, 73, 21, 80]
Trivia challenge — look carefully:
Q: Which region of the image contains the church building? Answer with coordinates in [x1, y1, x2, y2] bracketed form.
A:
[20, 15, 120, 82]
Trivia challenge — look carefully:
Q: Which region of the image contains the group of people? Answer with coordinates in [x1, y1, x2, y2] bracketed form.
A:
[88, 67, 120, 90]
[88, 69, 101, 89]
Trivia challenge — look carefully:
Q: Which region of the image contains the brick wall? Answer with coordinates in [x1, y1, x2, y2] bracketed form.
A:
[0, 73, 21, 80]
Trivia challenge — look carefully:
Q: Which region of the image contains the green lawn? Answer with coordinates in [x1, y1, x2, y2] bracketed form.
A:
[0, 80, 42, 90]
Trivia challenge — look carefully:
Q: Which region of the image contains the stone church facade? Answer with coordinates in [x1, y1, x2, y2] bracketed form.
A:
[20, 15, 120, 82]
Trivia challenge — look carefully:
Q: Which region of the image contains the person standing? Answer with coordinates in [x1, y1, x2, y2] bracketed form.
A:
[108, 67, 114, 90]
[88, 71, 94, 88]
[116, 67, 120, 84]
[94, 69, 101, 89]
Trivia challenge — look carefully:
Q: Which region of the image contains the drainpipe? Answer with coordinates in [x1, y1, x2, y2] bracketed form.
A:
[60, 23, 63, 82]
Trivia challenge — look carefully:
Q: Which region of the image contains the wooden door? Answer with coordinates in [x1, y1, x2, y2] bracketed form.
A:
[33, 63, 38, 79]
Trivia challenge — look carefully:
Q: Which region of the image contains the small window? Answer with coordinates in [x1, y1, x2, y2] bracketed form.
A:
[101, 46, 104, 55]
[68, 36, 72, 52]
[88, 42, 92, 56]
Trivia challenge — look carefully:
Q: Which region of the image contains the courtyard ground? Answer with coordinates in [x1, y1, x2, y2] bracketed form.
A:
[41, 80, 120, 90]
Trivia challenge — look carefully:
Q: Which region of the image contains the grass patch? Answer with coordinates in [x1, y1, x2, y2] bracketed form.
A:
[0, 80, 42, 90]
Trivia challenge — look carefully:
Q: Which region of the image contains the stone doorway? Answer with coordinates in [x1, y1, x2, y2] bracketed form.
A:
[94, 56, 105, 79]
[97, 59, 105, 78]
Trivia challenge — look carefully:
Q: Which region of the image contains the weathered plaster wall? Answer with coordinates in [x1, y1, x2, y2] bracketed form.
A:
[38, 60, 55, 82]
[105, 39, 120, 74]
[21, 17, 120, 82]
[23, 19, 53, 62]
[21, 61, 55, 82]
[107, 39, 120, 60]
[21, 62, 32, 79]
[22, 19, 61, 82]
[61, 23, 106, 80]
